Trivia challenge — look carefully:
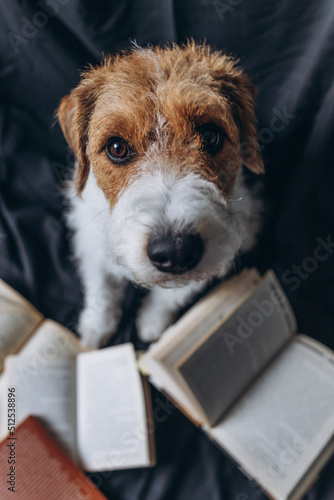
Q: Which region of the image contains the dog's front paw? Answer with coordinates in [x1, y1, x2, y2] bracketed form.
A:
[136, 311, 174, 343]
[136, 303, 176, 343]
[77, 307, 120, 349]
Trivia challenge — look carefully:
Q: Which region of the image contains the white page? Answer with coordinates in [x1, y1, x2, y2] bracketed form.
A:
[2, 356, 77, 462]
[207, 336, 334, 500]
[0, 280, 43, 372]
[19, 319, 89, 359]
[77, 343, 151, 471]
[0, 319, 86, 438]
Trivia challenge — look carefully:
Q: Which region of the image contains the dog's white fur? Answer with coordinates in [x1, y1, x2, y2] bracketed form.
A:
[67, 163, 261, 347]
[58, 44, 264, 347]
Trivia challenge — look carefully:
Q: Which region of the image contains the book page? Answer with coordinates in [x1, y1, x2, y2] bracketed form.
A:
[0, 416, 108, 500]
[77, 343, 152, 471]
[177, 271, 297, 425]
[138, 269, 261, 424]
[18, 319, 89, 360]
[0, 280, 43, 372]
[206, 336, 334, 500]
[0, 319, 87, 437]
[161, 269, 261, 366]
[1, 356, 77, 463]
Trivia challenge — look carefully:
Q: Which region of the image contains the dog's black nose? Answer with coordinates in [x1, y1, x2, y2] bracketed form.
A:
[147, 233, 204, 274]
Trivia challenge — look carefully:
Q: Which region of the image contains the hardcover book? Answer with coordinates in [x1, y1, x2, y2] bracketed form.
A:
[0, 415, 108, 499]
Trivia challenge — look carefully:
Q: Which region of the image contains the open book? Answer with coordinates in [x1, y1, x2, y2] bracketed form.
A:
[139, 269, 334, 500]
[0, 279, 87, 373]
[0, 279, 155, 471]
[0, 416, 108, 499]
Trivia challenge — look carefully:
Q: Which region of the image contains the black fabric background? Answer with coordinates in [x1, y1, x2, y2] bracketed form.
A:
[0, 1, 334, 499]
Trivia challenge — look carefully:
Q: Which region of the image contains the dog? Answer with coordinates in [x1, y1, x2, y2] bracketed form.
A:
[57, 41, 264, 348]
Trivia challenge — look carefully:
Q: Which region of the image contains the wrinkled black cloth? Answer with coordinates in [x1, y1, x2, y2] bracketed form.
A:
[0, 1, 334, 499]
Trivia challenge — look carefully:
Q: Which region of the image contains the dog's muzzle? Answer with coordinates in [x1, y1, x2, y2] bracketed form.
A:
[147, 232, 204, 274]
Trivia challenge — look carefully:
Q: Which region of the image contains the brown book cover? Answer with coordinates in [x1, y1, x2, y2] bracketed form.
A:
[0, 416, 108, 500]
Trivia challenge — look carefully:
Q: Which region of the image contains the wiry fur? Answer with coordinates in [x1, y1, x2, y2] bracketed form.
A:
[58, 42, 264, 347]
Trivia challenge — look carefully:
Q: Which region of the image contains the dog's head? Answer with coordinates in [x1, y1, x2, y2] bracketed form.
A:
[58, 42, 263, 288]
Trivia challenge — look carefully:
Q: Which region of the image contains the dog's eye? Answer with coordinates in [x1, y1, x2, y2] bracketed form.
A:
[105, 137, 132, 164]
[198, 124, 224, 155]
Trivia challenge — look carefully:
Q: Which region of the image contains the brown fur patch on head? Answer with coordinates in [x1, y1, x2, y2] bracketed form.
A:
[209, 57, 264, 174]
[57, 69, 106, 192]
[57, 42, 263, 204]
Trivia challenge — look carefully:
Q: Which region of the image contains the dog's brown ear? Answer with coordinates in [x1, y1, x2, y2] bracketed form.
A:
[214, 58, 264, 174]
[57, 70, 104, 193]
